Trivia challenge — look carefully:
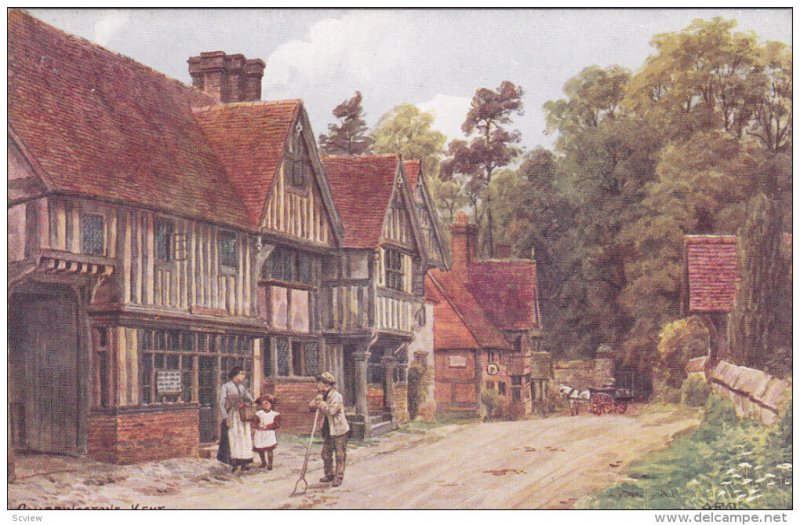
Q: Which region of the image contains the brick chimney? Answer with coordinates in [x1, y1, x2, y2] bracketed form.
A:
[450, 212, 478, 272]
[188, 51, 265, 103]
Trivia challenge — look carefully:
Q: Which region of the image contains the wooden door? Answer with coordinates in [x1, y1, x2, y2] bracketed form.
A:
[342, 345, 356, 407]
[10, 293, 80, 454]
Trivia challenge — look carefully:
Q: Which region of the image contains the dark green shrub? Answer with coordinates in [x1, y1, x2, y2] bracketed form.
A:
[694, 394, 738, 442]
[680, 375, 711, 407]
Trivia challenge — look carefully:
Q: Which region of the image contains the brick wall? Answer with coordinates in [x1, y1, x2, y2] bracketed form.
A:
[263, 380, 320, 433]
[88, 406, 199, 464]
[367, 384, 384, 414]
[393, 384, 409, 424]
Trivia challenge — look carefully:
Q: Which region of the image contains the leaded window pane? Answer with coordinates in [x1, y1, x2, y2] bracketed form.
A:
[276, 338, 290, 376]
[304, 342, 319, 376]
[219, 231, 237, 268]
[81, 214, 104, 256]
[263, 338, 273, 378]
[155, 219, 174, 262]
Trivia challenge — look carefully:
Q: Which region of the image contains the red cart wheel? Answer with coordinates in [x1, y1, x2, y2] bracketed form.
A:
[616, 400, 628, 414]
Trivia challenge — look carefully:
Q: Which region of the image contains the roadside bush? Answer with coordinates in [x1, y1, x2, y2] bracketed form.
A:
[656, 317, 711, 390]
[480, 389, 501, 420]
[694, 394, 738, 442]
[680, 375, 711, 407]
[506, 400, 527, 421]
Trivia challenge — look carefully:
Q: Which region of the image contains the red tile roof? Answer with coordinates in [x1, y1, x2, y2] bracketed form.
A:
[323, 155, 399, 248]
[426, 271, 512, 350]
[193, 100, 300, 225]
[403, 160, 421, 192]
[685, 235, 739, 313]
[466, 261, 541, 331]
[8, 10, 251, 229]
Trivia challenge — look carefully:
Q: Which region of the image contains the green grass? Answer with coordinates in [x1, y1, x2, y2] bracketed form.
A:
[584, 395, 792, 510]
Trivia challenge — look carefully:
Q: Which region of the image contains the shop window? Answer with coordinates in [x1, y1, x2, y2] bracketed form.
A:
[262, 338, 273, 378]
[81, 214, 105, 256]
[384, 248, 404, 291]
[511, 375, 522, 402]
[219, 231, 237, 268]
[138, 329, 253, 405]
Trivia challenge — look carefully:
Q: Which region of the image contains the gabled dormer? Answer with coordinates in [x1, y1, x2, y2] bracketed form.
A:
[403, 160, 450, 270]
[194, 100, 343, 249]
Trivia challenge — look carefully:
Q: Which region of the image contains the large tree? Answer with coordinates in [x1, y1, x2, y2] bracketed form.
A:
[370, 103, 446, 177]
[728, 193, 791, 375]
[319, 91, 374, 156]
[440, 81, 524, 257]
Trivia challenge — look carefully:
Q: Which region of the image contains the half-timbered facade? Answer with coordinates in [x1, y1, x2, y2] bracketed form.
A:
[322, 155, 449, 437]
[8, 11, 348, 462]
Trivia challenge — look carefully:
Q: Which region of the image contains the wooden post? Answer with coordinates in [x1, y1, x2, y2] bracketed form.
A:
[353, 350, 371, 437]
[382, 355, 397, 424]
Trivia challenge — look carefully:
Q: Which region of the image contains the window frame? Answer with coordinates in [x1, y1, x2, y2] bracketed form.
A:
[218, 230, 238, 269]
[384, 248, 404, 291]
[155, 218, 175, 263]
[263, 336, 321, 379]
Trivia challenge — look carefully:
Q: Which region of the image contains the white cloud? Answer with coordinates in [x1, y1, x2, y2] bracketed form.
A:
[265, 11, 411, 90]
[418, 94, 473, 143]
[94, 10, 130, 46]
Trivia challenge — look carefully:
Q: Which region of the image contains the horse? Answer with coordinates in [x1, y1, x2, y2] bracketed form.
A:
[558, 384, 591, 416]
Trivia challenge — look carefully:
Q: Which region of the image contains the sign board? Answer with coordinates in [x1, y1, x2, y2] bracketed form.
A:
[487, 363, 500, 376]
[448, 355, 467, 368]
[157, 370, 182, 394]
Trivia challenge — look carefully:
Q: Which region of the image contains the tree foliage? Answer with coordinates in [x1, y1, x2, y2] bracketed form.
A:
[319, 90, 374, 156]
[507, 17, 791, 376]
[370, 103, 446, 177]
[441, 81, 524, 257]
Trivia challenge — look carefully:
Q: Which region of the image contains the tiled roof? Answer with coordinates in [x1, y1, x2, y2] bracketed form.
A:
[427, 270, 512, 350]
[193, 100, 300, 225]
[466, 260, 541, 331]
[685, 235, 739, 313]
[403, 160, 421, 192]
[8, 10, 252, 229]
[323, 155, 399, 248]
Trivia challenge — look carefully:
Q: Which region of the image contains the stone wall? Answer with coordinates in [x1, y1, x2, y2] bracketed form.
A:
[552, 357, 615, 391]
[88, 405, 199, 464]
[709, 360, 791, 425]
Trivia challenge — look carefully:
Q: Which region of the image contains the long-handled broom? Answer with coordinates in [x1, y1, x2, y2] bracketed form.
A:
[290, 407, 320, 496]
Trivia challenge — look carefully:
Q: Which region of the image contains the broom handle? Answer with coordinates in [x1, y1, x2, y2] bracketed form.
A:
[300, 408, 320, 477]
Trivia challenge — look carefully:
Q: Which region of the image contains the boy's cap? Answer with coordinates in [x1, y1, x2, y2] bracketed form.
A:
[315, 372, 336, 385]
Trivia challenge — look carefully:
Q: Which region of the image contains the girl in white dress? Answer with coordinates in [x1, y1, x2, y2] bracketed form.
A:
[252, 394, 280, 470]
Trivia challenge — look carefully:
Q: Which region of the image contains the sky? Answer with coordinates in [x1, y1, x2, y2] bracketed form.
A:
[27, 8, 792, 153]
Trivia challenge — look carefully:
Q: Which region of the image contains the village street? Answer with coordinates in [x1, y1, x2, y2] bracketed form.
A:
[9, 406, 699, 510]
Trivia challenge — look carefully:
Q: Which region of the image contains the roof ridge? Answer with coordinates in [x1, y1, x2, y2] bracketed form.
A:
[12, 9, 214, 105]
[322, 153, 399, 160]
[192, 99, 303, 113]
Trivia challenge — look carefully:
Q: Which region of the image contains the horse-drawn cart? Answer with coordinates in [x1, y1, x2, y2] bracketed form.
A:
[588, 387, 633, 415]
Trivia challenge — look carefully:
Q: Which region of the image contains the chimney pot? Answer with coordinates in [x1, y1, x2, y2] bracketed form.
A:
[188, 51, 265, 103]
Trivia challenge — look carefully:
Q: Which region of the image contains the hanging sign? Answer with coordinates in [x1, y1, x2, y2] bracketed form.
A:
[487, 363, 500, 376]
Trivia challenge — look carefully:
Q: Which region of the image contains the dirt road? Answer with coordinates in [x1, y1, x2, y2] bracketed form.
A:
[131, 408, 698, 509]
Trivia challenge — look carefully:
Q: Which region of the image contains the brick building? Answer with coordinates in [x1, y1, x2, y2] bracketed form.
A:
[426, 213, 544, 417]
[7, 10, 448, 462]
